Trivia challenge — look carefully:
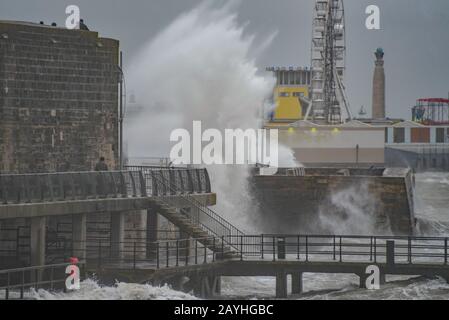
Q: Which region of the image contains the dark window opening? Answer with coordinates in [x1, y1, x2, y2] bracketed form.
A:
[393, 128, 405, 143]
[436, 128, 445, 143]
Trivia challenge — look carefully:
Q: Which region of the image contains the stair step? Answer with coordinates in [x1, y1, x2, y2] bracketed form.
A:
[151, 199, 239, 256]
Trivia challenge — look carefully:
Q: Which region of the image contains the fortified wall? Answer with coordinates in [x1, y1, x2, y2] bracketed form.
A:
[251, 167, 415, 235]
[0, 21, 121, 268]
[0, 21, 119, 173]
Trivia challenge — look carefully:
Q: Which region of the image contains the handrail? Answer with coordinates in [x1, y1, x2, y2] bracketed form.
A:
[0, 171, 146, 204]
[150, 170, 245, 249]
[125, 166, 244, 250]
[0, 261, 86, 300]
[0, 261, 85, 274]
[125, 165, 211, 194]
[224, 234, 449, 265]
[27, 235, 449, 271]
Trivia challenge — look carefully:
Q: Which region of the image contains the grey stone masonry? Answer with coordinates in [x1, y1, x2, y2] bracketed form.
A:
[0, 21, 119, 173]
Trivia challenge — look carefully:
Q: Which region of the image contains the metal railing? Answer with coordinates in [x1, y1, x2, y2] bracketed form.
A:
[225, 234, 449, 265]
[37, 238, 227, 271]
[23, 234, 449, 273]
[0, 168, 214, 205]
[1, 234, 445, 299]
[0, 171, 147, 204]
[126, 157, 173, 168]
[125, 166, 211, 195]
[0, 262, 86, 300]
[0, 226, 31, 266]
[126, 166, 244, 250]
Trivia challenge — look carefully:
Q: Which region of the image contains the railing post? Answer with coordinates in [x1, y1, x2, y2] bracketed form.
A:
[272, 237, 276, 262]
[240, 236, 243, 261]
[386, 240, 395, 267]
[370, 237, 373, 262]
[169, 170, 176, 195]
[408, 237, 412, 264]
[195, 169, 202, 193]
[176, 240, 179, 267]
[138, 171, 147, 197]
[339, 236, 342, 262]
[204, 242, 207, 264]
[277, 237, 286, 260]
[445, 238, 448, 265]
[213, 238, 216, 262]
[166, 242, 169, 268]
[221, 236, 224, 260]
[156, 242, 160, 269]
[261, 234, 264, 260]
[306, 236, 309, 262]
[185, 240, 189, 266]
[333, 236, 336, 261]
[128, 171, 137, 197]
[119, 171, 127, 198]
[204, 169, 211, 193]
[178, 170, 184, 194]
[297, 235, 300, 260]
[133, 242, 137, 270]
[149, 171, 156, 196]
[187, 170, 194, 194]
[195, 240, 198, 265]
[374, 237, 377, 263]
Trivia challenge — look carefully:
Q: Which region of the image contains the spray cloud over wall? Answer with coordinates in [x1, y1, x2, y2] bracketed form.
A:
[126, 1, 296, 230]
[318, 183, 392, 235]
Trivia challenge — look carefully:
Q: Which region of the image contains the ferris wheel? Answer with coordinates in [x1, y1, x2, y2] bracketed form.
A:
[306, 0, 352, 124]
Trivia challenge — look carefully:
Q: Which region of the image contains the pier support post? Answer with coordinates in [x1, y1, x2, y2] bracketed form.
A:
[379, 272, 386, 285]
[291, 273, 303, 295]
[359, 274, 367, 289]
[30, 216, 46, 283]
[275, 272, 288, 299]
[30, 216, 46, 267]
[72, 213, 87, 261]
[146, 209, 159, 259]
[214, 276, 221, 296]
[192, 275, 221, 298]
[110, 212, 125, 259]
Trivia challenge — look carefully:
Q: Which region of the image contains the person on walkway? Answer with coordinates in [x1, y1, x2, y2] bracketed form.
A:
[94, 157, 109, 197]
[95, 157, 109, 171]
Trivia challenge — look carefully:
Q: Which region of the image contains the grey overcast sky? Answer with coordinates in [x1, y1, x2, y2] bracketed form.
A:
[1, 0, 448, 119]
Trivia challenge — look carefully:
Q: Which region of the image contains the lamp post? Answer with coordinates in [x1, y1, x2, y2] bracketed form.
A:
[118, 51, 124, 170]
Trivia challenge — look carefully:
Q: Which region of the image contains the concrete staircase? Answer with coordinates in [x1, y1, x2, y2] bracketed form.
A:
[150, 198, 237, 259]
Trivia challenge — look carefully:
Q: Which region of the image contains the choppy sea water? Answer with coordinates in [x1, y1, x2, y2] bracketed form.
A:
[31, 172, 449, 300]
